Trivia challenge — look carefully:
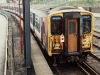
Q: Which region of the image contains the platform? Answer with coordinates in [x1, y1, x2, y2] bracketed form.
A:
[0, 13, 8, 75]
[31, 34, 53, 75]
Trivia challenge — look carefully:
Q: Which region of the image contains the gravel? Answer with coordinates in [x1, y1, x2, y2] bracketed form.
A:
[7, 16, 26, 75]
[94, 17, 100, 30]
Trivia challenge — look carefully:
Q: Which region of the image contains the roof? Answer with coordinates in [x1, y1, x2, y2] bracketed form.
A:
[30, 5, 87, 16]
[30, 5, 58, 15]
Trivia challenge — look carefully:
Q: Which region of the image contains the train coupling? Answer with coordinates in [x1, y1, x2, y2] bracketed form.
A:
[67, 56, 79, 62]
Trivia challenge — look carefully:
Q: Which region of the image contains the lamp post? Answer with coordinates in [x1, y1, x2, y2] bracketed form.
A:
[23, 0, 31, 74]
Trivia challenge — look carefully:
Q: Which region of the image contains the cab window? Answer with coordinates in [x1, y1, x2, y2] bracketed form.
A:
[51, 16, 62, 35]
[82, 15, 91, 34]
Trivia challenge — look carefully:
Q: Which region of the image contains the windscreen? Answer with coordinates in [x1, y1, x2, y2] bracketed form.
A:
[82, 15, 91, 34]
[51, 16, 62, 35]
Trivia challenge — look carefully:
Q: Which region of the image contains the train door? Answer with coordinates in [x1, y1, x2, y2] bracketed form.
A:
[68, 19, 78, 52]
[65, 18, 78, 54]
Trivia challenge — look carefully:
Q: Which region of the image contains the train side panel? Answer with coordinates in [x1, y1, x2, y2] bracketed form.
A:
[31, 13, 49, 52]
[43, 17, 48, 52]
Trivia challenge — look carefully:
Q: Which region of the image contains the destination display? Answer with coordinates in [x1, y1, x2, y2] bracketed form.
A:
[51, 16, 62, 21]
[82, 15, 91, 19]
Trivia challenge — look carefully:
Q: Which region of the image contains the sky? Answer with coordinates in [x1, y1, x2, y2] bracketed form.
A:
[0, 0, 7, 4]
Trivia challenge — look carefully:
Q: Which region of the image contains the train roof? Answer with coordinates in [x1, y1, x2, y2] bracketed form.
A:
[48, 6, 77, 13]
[30, 5, 59, 16]
[30, 5, 87, 16]
[31, 5, 58, 12]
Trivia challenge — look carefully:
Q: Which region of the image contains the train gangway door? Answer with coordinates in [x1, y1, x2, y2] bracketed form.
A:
[65, 19, 78, 53]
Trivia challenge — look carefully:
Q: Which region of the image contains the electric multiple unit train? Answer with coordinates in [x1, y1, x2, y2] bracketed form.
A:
[1, 5, 94, 62]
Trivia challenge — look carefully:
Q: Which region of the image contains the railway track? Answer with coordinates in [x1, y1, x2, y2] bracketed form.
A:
[93, 30, 100, 38]
[92, 30, 100, 60]
[54, 47, 100, 75]
[93, 33, 100, 40]
[94, 30, 100, 36]
[94, 30, 100, 33]
[78, 39, 100, 75]
[93, 30, 100, 48]
[77, 62, 99, 75]
[90, 48, 100, 61]
[54, 60, 100, 75]
[54, 63, 85, 75]
[84, 45, 100, 75]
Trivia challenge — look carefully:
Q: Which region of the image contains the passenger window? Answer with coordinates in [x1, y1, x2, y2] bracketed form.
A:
[35, 17, 40, 32]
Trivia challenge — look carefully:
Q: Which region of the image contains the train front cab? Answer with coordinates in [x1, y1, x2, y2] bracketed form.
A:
[48, 11, 93, 61]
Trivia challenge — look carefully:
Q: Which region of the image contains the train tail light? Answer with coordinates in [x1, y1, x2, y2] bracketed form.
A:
[54, 37, 56, 41]
[60, 35, 64, 42]
[83, 35, 86, 39]
[59, 46, 62, 48]
[62, 38, 64, 40]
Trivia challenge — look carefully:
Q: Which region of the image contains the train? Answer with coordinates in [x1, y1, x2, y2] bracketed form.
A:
[1, 4, 94, 63]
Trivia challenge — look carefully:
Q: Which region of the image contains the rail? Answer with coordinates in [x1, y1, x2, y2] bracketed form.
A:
[93, 29, 100, 48]
[90, 53, 100, 61]
[77, 62, 99, 75]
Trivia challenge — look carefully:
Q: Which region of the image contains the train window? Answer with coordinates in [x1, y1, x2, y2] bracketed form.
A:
[35, 17, 40, 32]
[17, 7, 18, 12]
[30, 13, 32, 23]
[33, 14, 35, 26]
[69, 21, 76, 34]
[51, 16, 62, 35]
[82, 15, 91, 34]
